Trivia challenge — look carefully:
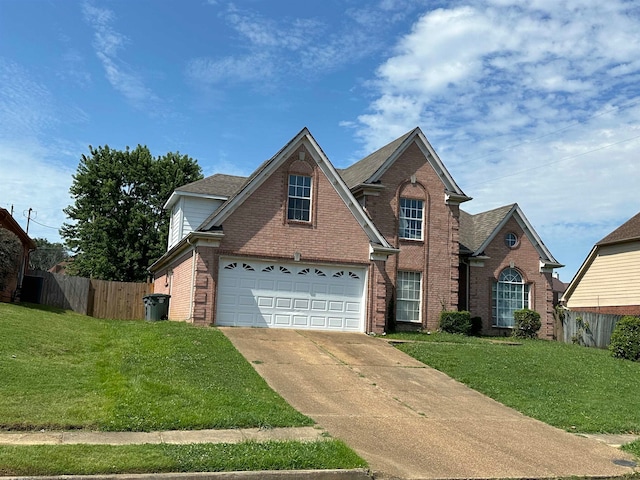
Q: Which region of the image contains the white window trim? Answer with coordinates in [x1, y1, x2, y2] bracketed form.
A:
[287, 174, 312, 222]
[492, 268, 530, 328]
[399, 198, 424, 241]
[396, 270, 422, 323]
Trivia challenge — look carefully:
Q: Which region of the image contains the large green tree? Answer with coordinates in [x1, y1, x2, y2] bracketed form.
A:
[61, 145, 203, 282]
[29, 238, 69, 271]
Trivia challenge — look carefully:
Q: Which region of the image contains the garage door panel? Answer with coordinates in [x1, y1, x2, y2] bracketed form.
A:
[216, 259, 365, 331]
[257, 296, 274, 308]
[293, 298, 309, 310]
[311, 299, 327, 310]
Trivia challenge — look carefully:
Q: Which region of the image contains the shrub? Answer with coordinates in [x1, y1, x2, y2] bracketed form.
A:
[512, 309, 541, 339]
[439, 310, 471, 335]
[609, 316, 640, 361]
[470, 316, 483, 336]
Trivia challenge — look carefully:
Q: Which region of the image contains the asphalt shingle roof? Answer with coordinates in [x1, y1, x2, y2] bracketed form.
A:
[177, 174, 247, 197]
[339, 129, 415, 188]
[459, 204, 515, 253]
[597, 211, 640, 245]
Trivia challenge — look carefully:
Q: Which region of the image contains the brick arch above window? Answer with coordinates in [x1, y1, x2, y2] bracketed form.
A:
[397, 181, 428, 241]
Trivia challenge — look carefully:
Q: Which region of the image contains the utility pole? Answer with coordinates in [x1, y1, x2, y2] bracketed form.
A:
[26, 208, 32, 234]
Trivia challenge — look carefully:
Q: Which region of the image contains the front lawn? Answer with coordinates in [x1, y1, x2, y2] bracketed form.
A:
[0, 440, 366, 476]
[0, 303, 369, 475]
[0, 302, 311, 431]
[389, 332, 640, 434]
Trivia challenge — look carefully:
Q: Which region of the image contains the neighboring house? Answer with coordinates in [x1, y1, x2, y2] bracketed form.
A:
[563, 211, 640, 315]
[0, 208, 36, 302]
[459, 204, 563, 337]
[151, 127, 561, 337]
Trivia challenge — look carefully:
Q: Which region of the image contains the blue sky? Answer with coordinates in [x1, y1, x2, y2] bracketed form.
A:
[1, 0, 639, 282]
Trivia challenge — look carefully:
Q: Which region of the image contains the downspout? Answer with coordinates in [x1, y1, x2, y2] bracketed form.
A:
[187, 237, 197, 322]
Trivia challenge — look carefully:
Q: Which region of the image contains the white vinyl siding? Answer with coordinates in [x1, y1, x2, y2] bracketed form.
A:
[567, 242, 640, 308]
[167, 196, 224, 249]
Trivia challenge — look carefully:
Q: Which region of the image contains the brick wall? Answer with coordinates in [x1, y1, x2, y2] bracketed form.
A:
[575, 305, 640, 315]
[468, 217, 555, 339]
[219, 146, 372, 264]
[363, 142, 461, 332]
[153, 250, 194, 321]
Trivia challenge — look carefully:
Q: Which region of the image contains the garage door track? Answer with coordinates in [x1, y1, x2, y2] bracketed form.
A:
[221, 328, 637, 480]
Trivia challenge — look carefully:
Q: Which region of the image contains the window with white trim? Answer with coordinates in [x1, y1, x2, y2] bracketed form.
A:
[399, 198, 423, 240]
[396, 271, 421, 323]
[287, 175, 312, 222]
[492, 268, 530, 328]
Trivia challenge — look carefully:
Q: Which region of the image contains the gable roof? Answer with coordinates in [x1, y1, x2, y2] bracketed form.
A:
[339, 127, 471, 203]
[164, 174, 247, 209]
[198, 127, 396, 253]
[459, 203, 562, 268]
[563, 211, 640, 303]
[596, 211, 640, 246]
[459, 204, 515, 253]
[0, 208, 36, 250]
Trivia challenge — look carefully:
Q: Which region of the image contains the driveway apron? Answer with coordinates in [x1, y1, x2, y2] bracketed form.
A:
[221, 328, 637, 480]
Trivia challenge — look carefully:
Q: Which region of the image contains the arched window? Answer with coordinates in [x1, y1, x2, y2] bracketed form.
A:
[492, 268, 530, 328]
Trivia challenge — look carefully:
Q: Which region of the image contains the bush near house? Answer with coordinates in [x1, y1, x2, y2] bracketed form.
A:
[512, 309, 541, 339]
[609, 315, 640, 361]
[439, 310, 471, 335]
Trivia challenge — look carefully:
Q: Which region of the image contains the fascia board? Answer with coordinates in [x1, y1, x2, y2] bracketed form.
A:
[474, 204, 561, 266]
[367, 128, 469, 200]
[200, 129, 394, 250]
[149, 231, 224, 272]
[164, 191, 229, 210]
[303, 135, 395, 249]
[201, 129, 309, 229]
[562, 245, 598, 303]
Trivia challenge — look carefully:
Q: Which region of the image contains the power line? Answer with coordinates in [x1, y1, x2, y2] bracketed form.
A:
[29, 218, 60, 230]
[467, 133, 640, 187]
[455, 97, 640, 166]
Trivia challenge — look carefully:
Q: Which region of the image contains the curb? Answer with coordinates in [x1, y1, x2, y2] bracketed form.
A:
[1, 469, 373, 480]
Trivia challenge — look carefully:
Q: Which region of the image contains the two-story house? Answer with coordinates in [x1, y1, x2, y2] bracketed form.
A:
[150, 127, 561, 338]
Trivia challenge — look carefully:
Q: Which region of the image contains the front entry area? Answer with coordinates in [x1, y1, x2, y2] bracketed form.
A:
[216, 258, 366, 331]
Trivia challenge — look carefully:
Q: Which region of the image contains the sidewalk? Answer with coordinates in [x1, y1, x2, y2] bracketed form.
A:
[0, 426, 327, 446]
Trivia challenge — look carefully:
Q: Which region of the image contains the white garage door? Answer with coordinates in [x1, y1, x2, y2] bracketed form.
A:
[216, 258, 366, 331]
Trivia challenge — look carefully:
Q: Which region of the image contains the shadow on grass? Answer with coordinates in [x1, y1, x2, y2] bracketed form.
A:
[16, 302, 68, 315]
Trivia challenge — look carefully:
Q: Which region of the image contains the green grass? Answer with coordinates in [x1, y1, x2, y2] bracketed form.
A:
[0, 302, 311, 431]
[0, 303, 369, 475]
[623, 439, 640, 458]
[388, 332, 640, 434]
[0, 440, 367, 476]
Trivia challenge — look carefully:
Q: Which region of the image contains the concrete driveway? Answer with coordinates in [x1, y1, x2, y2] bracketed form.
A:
[221, 328, 637, 480]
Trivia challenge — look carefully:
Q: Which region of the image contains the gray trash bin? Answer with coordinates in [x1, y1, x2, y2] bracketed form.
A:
[143, 294, 170, 321]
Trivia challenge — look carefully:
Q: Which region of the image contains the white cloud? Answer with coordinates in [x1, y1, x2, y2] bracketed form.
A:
[82, 2, 159, 110]
[347, 0, 640, 279]
[187, 1, 425, 85]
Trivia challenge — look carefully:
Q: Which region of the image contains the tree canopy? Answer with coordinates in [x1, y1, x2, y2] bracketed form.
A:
[61, 145, 203, 282]
[29, 238, 69, 272]
[0, 227, 22, 291]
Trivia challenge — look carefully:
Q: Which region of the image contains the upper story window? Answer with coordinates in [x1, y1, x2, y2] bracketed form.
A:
[399, 198, 423, 240]
[505, 232, 518, 248]
[287, 174, 312, 222]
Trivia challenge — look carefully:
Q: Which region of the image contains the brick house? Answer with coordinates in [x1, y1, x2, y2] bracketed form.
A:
[0, 208, 36, 302]
[459, 204, 562, 337]
[151, 127, 561, 337]
[562, 211, 640, 316]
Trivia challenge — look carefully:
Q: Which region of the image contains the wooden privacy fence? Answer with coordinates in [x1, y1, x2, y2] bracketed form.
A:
[561, 310, 624, 349]
[23, 270, 153, 320]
